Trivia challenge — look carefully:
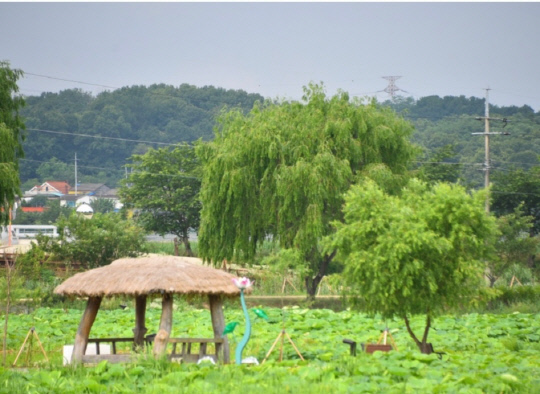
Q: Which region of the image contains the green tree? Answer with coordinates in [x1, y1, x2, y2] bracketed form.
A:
[90, 198, 116, 214]
[11, 209, 38, 225]
[416, 144, 462, 184]
[20, 84, 262, 186]
[119, 144, 201, 256]
[36, 157, 74, 184]
[14, 199, 71, 225]
[489, 205, 539, 286]
[325, 179, 498, 353]
[0, 61, 25, 225]
[42, 212, 146, 268]
[197, 84, 417, 297]
[491, 167, 540, 236]
[40, 199, 72, 224]
[23, 195, 49, 207]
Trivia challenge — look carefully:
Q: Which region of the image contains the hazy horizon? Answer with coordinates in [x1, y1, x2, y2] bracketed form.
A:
[2, 2, 540, 110]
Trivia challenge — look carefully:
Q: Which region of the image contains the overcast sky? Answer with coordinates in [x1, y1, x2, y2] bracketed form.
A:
[2, 2, 540, 110]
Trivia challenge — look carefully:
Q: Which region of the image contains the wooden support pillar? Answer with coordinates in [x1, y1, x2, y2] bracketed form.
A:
[153, 293, 173, 358]
[133, 295, 147, 350]
[72, 296, 102, 363]
[209, 294, 229, 363]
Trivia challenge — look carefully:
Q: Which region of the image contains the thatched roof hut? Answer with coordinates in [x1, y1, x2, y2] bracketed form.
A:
[55, 256, 241, 364]
[55, 256, 241, 298]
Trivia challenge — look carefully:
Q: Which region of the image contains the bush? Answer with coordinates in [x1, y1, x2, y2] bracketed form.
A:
[492, 284, 540, 306]
[40, 212, 147, 268]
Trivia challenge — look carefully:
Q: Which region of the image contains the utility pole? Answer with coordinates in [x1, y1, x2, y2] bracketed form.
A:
[472, 88, 509, 213]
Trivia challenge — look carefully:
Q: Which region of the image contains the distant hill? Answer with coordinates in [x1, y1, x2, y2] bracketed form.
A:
[20, 84, 264, 187]
[383, 95, 540, 188]
[19, 87, 540, 190]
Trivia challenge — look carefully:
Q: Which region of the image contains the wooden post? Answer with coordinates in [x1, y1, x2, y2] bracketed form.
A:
[133, 295, 147, 350]
[174, 238, 179, 256]
[209, 294, 229, 363]
[153, 293, 173, 358]
[72, 296, 102, 363]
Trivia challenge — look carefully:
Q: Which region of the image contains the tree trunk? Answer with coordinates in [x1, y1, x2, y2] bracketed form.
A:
[304, 251, 336, 299]
[181, 235, 193, 257]
[528, 227, 536, 270]
[487, 273, 497, 288]
[527, 253, 536, 270]
[403, 314, 433, 354]
[174, 238, 179, 256]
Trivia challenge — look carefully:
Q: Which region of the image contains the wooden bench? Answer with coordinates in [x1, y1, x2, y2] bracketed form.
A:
[87, 337, 139, 355]
[82, 336, 224, 364]
[167, 337, 224, 363]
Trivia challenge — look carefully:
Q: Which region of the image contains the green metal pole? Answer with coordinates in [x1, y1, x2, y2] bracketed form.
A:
[235, 289, 251, 365]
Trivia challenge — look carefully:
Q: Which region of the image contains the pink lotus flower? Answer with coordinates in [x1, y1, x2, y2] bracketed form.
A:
[232, 277, 254, 290]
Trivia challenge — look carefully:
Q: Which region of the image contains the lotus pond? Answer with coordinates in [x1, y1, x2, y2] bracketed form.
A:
[0, 304, 539, 393]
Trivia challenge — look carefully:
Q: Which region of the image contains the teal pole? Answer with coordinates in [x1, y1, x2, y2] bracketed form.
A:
[235, 289, 251, 365]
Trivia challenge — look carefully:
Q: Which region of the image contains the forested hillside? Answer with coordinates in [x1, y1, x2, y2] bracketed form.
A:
[384, 95, 540, 188]
[19, 84, 264, 188]
[19, 87, 540, 190]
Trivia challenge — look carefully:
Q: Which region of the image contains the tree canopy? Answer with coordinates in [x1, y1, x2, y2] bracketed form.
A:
[119, 144, 201, 256]
[491, 166, 540, 235]
[17, 83, 540, 192]
[19, 85, 263, 187]
[325, 178, 498, 352]
[37, 212, 146, 269]
[490, 205, 539, 286]
[0, 61, 25, 224]
[197, 84, 417, 296]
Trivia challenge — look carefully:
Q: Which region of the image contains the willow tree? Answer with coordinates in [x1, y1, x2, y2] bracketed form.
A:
[197, 85, 417, 297]
[325, 179, 498, 352]
[0, 61, 25, 225]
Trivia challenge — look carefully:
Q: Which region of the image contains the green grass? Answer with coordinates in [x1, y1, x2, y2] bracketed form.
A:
[144, 241, 199, 257]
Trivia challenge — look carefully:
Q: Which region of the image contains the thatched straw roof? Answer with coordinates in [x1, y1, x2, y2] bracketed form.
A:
[54, 256, 242, 298]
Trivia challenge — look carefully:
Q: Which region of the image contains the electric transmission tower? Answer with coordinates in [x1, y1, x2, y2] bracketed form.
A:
[381, 76, 407, 99]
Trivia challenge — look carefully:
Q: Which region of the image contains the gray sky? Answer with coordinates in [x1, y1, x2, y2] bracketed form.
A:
[2, 2, 540, 110]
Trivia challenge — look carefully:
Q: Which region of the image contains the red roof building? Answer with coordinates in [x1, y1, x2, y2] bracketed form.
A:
[26, 181, 71, 196]
[21, 207, 46, 213]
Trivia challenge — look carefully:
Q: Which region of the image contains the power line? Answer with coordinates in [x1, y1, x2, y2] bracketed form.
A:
[413, 160, 479, 166]
[23, 71, 266, 102]
[21, 130, 534, 170]
[26, 128, 180, 146]
[20, 158, 199, 180]
[23, 70, 540, 114]
[128, 171, 200, 180]
[491, 190, 540, 197]
[491, 160, 539, 167]
[19, 158, 115, 171]
[24, 72, 120, 91]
